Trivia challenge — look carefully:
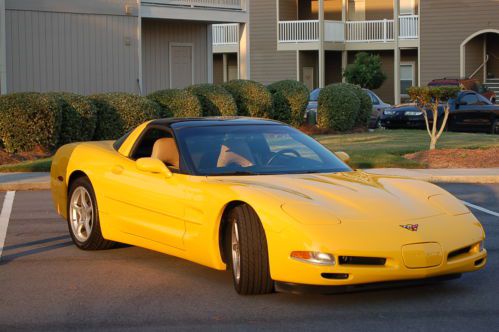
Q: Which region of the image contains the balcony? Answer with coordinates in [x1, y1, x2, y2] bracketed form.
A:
[277, 15, 418, 47]
[213, 23, 239, 46]
[143, 0, 244, 10]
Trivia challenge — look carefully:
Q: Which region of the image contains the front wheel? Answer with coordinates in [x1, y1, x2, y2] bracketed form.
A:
[67, 177, 115, 250]
[226, 205, 273, 295]
[492, 119, 499, 135]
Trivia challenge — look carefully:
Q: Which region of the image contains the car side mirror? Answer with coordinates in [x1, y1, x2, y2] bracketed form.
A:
[136, 158, 173, 178]
[335, 151, 351, 164]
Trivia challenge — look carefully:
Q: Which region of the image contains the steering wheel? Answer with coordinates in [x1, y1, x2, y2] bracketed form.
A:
[266, 148, 301, 165]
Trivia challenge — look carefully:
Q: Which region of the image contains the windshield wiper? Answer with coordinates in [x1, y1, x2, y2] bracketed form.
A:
[212, 171, 260, 176]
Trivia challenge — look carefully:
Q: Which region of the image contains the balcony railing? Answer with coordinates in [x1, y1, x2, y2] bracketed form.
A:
[143, 0, 243, 10]
[399, 15, 418, 39]
[213, 24, 239, 46]
[278, 15, 418, 44]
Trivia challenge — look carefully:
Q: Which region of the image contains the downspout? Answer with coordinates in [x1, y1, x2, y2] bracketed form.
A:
[0, 0, 7, 94]
[137, 0, 143, 95]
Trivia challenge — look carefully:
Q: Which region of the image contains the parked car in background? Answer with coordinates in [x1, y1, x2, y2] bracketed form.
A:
[428, 78, 496, 104]
[380, 90, 499, 134]
[305, 88, 391, 129]
[364, 89, 392, 129]
[305, 88, 321, 124]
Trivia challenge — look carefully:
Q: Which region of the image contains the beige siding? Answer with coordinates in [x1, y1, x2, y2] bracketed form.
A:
[6, 0, 137, 16]
[6, 9, 139, 94]
[420, 0, 499, 85]
[142, 19, 208, 94]
[250, 0, 296, 85]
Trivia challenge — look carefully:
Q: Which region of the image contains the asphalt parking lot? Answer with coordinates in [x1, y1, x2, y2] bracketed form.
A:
[0, 184, 498, 331]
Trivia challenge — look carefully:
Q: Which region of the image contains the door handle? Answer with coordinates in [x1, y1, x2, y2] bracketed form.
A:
[111, 165, 124, 175]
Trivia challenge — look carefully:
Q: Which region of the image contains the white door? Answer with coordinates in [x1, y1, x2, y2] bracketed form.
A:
[170, 44, 193, 89]
[303, 67, 314, 91]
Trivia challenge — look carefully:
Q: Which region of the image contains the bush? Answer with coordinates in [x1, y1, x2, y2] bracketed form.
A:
[186, 84, 237, 117]
[267, 80, 309, 127]
[90, 93, 161, 140]
[318, 83, 360, 131]
[342, 84, 372, 127]
[147, 89, 202, 118]
[0, 92, 62, 153]
[48, 92, 98, 144]
[222, 80, 273, 118]
[343, 52, 387, 90]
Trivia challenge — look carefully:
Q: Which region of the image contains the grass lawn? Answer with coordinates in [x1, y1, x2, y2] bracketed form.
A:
[316, 129, 499, 169]
[0, 130, 498, 172]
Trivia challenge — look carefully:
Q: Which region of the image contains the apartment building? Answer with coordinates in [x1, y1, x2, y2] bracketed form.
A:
[0, 0, 249, 95]
[213, 0, 499, 104]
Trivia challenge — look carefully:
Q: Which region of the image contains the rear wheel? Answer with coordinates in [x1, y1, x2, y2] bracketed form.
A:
[67, 177, 114, 250]
[226, 205, 273, 295]
[491, 119, 499, 135]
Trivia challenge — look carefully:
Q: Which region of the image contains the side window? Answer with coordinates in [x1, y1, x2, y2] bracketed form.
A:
[130, 128, 172, 160]
[460, 93, 479, 106]
[368, 91, 380, 105]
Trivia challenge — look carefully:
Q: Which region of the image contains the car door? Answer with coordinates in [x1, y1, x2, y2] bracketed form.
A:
[453, 92, 483, 131]
[104, 127, 187, 249]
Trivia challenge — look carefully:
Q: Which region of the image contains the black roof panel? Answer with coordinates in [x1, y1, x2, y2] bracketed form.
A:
[151, 117, 283, 129]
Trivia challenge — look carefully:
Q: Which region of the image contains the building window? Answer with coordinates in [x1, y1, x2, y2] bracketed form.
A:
[400, 0, 415, 15]
[400, 62, 415, 96]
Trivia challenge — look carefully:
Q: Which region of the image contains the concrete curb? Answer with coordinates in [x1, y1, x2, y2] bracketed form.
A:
[1, 169, 498, 191]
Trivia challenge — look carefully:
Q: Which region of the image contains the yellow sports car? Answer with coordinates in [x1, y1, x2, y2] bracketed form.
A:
[50, 118, 487, 295]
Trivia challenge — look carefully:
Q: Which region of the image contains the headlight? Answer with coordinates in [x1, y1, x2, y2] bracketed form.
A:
[405, 111, 423, 116]
[384, 109, 396, 115]
[290, 251, 336, 266]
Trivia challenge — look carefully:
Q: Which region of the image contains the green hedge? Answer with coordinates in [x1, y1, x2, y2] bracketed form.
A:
[318, 83, 360, 131]
[147, 89, 203, 118]
[91, 93, 161, 140]
[222, 80, 273, 118]
[48, 92, 98, 144]
[344, 84, 373, 127]
[0, 93, 62, 153]
[267, 80, 309, 126]
[186, 84, 237, 117]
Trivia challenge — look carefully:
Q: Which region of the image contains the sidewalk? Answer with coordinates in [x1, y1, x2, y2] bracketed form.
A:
[1, 168, 499, 191]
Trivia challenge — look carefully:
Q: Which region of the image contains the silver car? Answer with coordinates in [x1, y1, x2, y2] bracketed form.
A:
[305, 88, 391, 128]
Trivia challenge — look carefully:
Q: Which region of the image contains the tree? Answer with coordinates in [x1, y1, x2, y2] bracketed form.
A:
[343, 52, 387, 90]
[408, 86, 460, 150]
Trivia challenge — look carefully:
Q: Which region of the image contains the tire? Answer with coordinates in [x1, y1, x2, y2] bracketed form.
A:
[67, 176, 115, 250]
[225, 205, 273, 295]
[492, 119, 499, 135]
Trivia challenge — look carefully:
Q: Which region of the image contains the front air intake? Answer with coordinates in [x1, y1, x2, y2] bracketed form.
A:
[448, 246, 472, 260]
[339, 256, 386, 266]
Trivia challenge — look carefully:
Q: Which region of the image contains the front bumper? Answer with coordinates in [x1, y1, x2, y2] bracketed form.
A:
[380, 116, 426, 129]
[265, 213, 487, 286]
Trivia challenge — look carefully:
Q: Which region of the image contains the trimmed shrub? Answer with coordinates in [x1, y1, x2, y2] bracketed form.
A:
[48, 92, 98, 144]
[343, 84, 373, 127]
[147, 89, 203, 118]
[186, 84, 237, 117]
[318, 83, 360, 131]
[267, 80, 309, 126]
[90, 93, 161, 140]
[0, 92, 62, 153]
[222, 80, 273, 118]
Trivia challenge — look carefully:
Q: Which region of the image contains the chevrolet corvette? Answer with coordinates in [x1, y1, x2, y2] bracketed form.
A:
[50, 118, 487, 295]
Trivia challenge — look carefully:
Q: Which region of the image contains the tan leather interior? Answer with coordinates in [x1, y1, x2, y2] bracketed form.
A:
[151, 138, 180, 168]
[217, 140, 255, 168]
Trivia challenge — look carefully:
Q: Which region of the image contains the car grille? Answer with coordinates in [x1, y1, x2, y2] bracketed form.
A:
[338, 256, 386, 266]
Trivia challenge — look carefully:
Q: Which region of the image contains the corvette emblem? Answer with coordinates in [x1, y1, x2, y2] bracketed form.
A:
[400, 224, 419, 232]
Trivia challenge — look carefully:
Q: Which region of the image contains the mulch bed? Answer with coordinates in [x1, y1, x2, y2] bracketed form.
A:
[0, 146, 51, 166]
[404, 147, 499, 168]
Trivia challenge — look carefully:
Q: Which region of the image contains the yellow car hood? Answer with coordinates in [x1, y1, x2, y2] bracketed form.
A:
[214, 170, 455, 223]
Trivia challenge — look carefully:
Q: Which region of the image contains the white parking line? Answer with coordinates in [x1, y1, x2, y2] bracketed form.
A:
[462, 200, 499, 218]
[0, 191, 16, 259]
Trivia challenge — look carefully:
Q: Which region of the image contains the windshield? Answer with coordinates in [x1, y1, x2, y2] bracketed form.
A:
[174, 124, 351, 176]
[309, 89, 321, 102]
